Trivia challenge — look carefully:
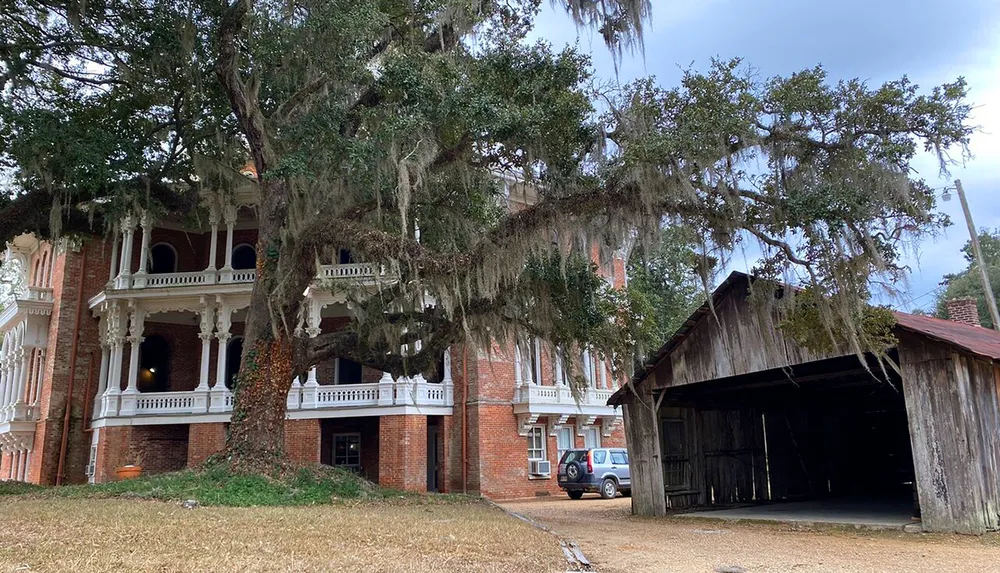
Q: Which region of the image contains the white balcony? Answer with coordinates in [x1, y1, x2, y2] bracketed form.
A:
[93, 374, 453, 427]
[513, 383, 614, 410]
[109, 263, 382, 292]
[512, 383, 620, 438]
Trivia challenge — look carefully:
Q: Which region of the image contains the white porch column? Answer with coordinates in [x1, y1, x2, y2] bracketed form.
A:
[206, 204, 220, 274]
[210, 301, 232, 413]
[94, 345, 110, 417]
[0, 338, 11, 417]
[11, 347, 29, 419]
[118, 307, 145, 416]
[194, 303, 214, 412]
[442, 349, 454, 405]
[116, 216, 135, 288]
[219, 205, 237, 283]
[132, 213, 152, 288]
[107, 229, 120, 283]
[300, 301, 321, 410]
[30, 349, 45, 405]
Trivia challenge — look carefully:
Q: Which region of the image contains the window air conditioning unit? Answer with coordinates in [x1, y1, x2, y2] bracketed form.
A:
[530, 460, 551, 476]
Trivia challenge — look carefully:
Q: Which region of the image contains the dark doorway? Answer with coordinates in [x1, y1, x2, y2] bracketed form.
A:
[149, 244, 177, 274]
[427, 417, 442, 492]
[232, 244, 256, 270]
[338, 249, 354, 264]
[138, 335, 170, 392]
[225, 337, 243, 388]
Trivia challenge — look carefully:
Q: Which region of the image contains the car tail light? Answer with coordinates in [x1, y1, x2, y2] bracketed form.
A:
[587, 451, 593, 474]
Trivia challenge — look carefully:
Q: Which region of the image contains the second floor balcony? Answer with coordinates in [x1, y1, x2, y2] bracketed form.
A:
[110, 262, 383, 291]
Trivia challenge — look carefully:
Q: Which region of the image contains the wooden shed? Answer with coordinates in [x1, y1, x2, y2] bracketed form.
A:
[609, 272, 1000, 534]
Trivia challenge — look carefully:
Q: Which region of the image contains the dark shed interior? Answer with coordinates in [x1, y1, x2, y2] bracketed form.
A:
[656, 353, 916, 516]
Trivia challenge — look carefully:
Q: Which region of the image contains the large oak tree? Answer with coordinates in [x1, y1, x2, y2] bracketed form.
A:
[1, 0, 973, 468]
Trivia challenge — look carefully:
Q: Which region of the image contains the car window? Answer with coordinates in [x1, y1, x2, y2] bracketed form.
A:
[592, 450, 607, 464]
[561, 450, 586, 463]
[611, 451, 627, 465]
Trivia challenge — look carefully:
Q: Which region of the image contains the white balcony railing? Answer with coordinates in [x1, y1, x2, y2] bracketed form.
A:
[513, 384, 613, 407]
[318, 262, 380, 281]
[110, 263, 381, 291]
[97, 374, 453, 420]
[142, 271, 214, 288]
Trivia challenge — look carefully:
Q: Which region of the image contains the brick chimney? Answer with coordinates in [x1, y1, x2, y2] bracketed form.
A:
[946, 297, 981, 327]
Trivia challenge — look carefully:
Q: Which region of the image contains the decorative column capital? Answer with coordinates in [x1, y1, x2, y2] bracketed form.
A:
[223, 204, 238, 226]
[139, 211, 153, 230]
[208, 202, 221, 226]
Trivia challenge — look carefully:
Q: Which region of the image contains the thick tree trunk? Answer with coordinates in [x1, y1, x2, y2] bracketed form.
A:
[223, 178, 312, 470]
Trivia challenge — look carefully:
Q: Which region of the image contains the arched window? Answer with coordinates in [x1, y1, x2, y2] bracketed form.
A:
[231, 244, 256, 271]
[149, 243, 178, 274]
[226, 336, 244, 388]
[138, 335, 171, 392]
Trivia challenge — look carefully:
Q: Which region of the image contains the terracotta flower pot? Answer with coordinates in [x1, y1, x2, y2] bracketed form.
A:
[115, 465, 143, 481]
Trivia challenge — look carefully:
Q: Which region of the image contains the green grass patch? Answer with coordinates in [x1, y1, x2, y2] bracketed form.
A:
[1, 465, 407, 507]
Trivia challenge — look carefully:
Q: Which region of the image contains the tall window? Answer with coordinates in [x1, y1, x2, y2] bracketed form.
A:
[149, 243, 177, 274]
[333, 434, 361, 467]
[527, 426, 546, 461]
[515, 338, 542, 385]
[556, 427, 573, 462]
[583, 427, 600, 449]
[336, 358, 363, 384]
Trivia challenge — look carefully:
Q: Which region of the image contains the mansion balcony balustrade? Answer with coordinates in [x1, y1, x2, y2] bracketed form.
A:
[109, 262, 384, 292]
[93, 373, 454, 427]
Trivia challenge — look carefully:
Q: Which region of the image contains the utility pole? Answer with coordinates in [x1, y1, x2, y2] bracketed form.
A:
[954, 179, 1000, 331]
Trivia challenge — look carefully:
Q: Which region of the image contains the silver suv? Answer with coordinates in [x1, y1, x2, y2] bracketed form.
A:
[557, 448, 631, 499]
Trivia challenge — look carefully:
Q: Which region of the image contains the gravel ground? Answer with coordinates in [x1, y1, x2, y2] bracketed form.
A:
[502, 496, 1000, 573]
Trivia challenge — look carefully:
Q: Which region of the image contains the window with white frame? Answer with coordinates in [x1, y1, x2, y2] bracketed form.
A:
[516, 337, 543, 385]
[556, 427, 573, 462]
[583, 427, 600, 449]
[527, 426, 546, 461]
[333, 434, 361, 467]
[554, 346, 568, 385]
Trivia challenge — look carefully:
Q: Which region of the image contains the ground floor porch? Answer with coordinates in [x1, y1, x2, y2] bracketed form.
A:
[89, 415, 454, 493]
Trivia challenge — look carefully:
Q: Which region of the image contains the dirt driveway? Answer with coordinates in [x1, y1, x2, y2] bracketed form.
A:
[502, 496, 1000, 573]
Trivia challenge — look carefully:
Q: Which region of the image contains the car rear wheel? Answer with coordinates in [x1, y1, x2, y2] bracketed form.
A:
[567, 491, 584, 500]
[565, 461, 583, 482]
[600, 478, 618, 499]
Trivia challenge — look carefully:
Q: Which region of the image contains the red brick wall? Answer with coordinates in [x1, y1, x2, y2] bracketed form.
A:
[30, 238, 111, 485]
[378, 415, 427, 492]
[0, 452, 11, 478]
[320, 417, 380, 483]
[128, 425, 189, 474]
[285, 419, 321, 464]
[93, 426, 131, 483]
[187, 423, 227, 466]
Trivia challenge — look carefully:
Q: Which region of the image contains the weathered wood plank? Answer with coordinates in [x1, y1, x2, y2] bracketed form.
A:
[622, 382, 666, 517]
[899, 333, 1000, 534]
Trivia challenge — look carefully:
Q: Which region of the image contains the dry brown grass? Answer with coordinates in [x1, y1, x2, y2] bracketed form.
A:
[0, 497, 566, 573]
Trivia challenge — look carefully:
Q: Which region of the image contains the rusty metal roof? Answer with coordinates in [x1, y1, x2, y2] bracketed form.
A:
[608, 272, 1000, 406]
[893, 311, 1000, 361]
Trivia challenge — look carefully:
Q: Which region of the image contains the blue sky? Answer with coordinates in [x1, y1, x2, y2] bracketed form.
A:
[530, 0, 1000, 312]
